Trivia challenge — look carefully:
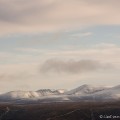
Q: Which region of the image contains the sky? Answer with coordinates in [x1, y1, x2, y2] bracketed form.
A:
[0, 0, 120, 93]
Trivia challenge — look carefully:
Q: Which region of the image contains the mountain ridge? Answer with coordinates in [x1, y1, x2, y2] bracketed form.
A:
[0, 84, 119, 103]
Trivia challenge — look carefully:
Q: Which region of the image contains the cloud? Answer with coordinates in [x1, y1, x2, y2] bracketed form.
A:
[46, 43, 120, 66]
[40, 59, 110, 74]
[71, 32, 93, 37]
[0, 0, 120, 35]
[0, 43, 120, 92]
[1, 43, 120, 66]
[0, 72, 32, 81]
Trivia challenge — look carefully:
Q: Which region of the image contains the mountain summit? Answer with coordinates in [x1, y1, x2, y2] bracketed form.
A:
[65, 84, 108, 95]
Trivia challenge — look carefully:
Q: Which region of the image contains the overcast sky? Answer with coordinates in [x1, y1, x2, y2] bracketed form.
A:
[0, 0, 120, 93]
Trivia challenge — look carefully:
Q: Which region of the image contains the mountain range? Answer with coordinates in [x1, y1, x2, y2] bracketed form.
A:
[0, 84, 120, 104]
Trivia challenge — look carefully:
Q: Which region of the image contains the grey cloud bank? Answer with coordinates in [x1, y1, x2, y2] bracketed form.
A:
[0, 0, 120, 35]
[40, 59, 111, 74]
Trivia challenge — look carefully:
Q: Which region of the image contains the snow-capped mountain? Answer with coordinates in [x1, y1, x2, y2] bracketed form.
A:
[0, 89, 66, 100]
[0, 84, 120, 103]
[65, 84, 108, 95]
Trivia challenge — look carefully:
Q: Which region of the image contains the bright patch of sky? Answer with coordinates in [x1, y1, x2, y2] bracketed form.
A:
[0, 25, 120, 53]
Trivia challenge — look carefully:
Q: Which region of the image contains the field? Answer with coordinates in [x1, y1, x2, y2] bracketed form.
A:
[0, 101, 120, 120]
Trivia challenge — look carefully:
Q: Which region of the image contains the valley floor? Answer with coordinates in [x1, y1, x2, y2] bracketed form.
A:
[0, 101, 120, 120]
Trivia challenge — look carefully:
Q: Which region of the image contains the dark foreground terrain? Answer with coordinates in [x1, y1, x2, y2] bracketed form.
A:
[0, 101, 120, 120]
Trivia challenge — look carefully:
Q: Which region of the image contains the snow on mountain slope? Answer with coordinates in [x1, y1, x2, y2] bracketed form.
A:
[0, 91, 40, 99]
[0, 89, 66, 100]
[36, 89, 66, 96]
[90, 85, 120, 100]
[65, 84, 108, 95]
[36, 89, 59, 96]
[57, 89, 67, 94]
[0, 84, 120, 103]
